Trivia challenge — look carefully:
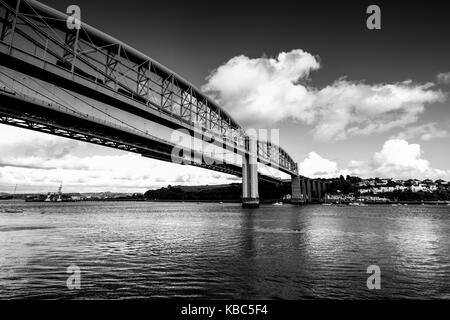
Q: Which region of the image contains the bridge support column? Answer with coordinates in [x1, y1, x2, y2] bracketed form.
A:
[317, 181, 322, 201]
[301, 178, 307, 203]
[242, 136, 259, 208]
[312, 180, 318, 201]
[306, 178, 312, 203]
[291, 175, 303, 204]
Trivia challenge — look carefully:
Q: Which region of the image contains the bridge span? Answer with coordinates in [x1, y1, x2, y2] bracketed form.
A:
[0, 0, 327, 207]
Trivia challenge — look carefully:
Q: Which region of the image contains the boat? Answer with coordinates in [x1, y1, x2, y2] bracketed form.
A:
[349, 202, 368, 206]
[322, 203, 332, 206]
[391, 204, 398, 207]
[1, 208, 24, 213]
[30, 182, 68, 202]
[272, 202, 283, 206]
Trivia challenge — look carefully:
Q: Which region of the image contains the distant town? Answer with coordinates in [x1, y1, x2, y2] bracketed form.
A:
[318, 176, 450, 204]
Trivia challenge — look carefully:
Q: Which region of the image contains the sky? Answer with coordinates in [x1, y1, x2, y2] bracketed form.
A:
[1, 0, 450, 193]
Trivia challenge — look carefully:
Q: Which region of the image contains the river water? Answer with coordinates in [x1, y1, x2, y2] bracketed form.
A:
[0, 201, 449, 299]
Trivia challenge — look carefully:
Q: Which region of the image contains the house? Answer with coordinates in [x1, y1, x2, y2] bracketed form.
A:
[395, 185, 408, 191]
[372, 186, 395, 194]
[411, 184, 429, 192]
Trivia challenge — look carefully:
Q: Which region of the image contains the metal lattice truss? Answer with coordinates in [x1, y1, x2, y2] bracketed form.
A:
[0, 0, 298, 176]
[257, 140, 297, 174]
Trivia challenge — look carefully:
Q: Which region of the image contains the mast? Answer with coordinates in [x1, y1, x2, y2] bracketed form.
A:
[57, 182, 63, 202]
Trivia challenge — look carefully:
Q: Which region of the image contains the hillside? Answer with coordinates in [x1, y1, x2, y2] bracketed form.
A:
[144, 182, 290, 202]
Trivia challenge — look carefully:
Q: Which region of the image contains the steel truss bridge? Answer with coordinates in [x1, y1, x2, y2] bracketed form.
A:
[0, 0, 325, 207]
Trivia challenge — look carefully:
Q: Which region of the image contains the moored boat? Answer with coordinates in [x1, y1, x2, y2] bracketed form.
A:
[1, 208, 24, 213]
[349, 202, 368, 207]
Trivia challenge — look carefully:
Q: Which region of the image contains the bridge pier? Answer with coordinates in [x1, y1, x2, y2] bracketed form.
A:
[292, 177, 329, 204]
[242, 136, 259, 208]
[313, 180, 319, 201]
[317, 181, 322, 200]
[322, 182, 327, 198]
[306, 178, 312, 203]
[301, 177, 308, 203]
[291, 175, 303, 204]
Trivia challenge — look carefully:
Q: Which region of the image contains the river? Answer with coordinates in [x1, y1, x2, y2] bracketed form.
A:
[0, 201, 449, 299]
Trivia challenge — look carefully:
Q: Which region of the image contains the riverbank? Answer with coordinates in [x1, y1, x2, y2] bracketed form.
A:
[6, 198, 449, 206]
[323, 200, 450, 205]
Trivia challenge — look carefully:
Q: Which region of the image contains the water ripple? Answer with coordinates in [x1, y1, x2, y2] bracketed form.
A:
[0, 202, 449, 299]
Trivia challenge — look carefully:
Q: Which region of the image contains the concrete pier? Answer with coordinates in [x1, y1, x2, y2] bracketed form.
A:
[301, 177, 307, 203]
[317, 181, 323, 200]
[312, 180, 318, 200]
[242, 136, 259, 208]
[305, 178, 312, 203]
[291, 175, 303, 204]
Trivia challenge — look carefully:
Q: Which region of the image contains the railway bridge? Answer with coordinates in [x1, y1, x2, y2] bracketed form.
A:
[0, 0, 327, 207]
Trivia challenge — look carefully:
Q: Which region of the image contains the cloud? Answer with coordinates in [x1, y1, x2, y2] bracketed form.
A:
[202, 49, 319, 126]
[0, 126, 86, 170]
[312, 80, 443, 141]
[298, 139, 450, 180]
[437, 72, 450, 84]
[391, 122, 449, 141]
[202, 49, 445, 141]
[0, 125, 80, 160]
[349, 139, 450, 180]
[371, 140, 431, 177]
[298, 152, 350, 178]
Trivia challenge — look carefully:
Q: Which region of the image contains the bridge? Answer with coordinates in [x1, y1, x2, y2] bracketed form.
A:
[0, 0, 327, 207]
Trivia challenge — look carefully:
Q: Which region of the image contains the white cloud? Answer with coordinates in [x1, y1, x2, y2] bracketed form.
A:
[202, 49, 445, 141]
[437, 72, 450, 84]
[298, 152, 350, 178]
[391, 122, 449, 141]
[202, 49, 319, 126]
[298, 139, 450, 180]
[371, 140, 431, 177]
[312, 80, 443, 141]
[349, 139, 450, 180]
[0, 125, 81, 159]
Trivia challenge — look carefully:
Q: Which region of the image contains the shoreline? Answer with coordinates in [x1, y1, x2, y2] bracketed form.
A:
[7, 199, 450, 205]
